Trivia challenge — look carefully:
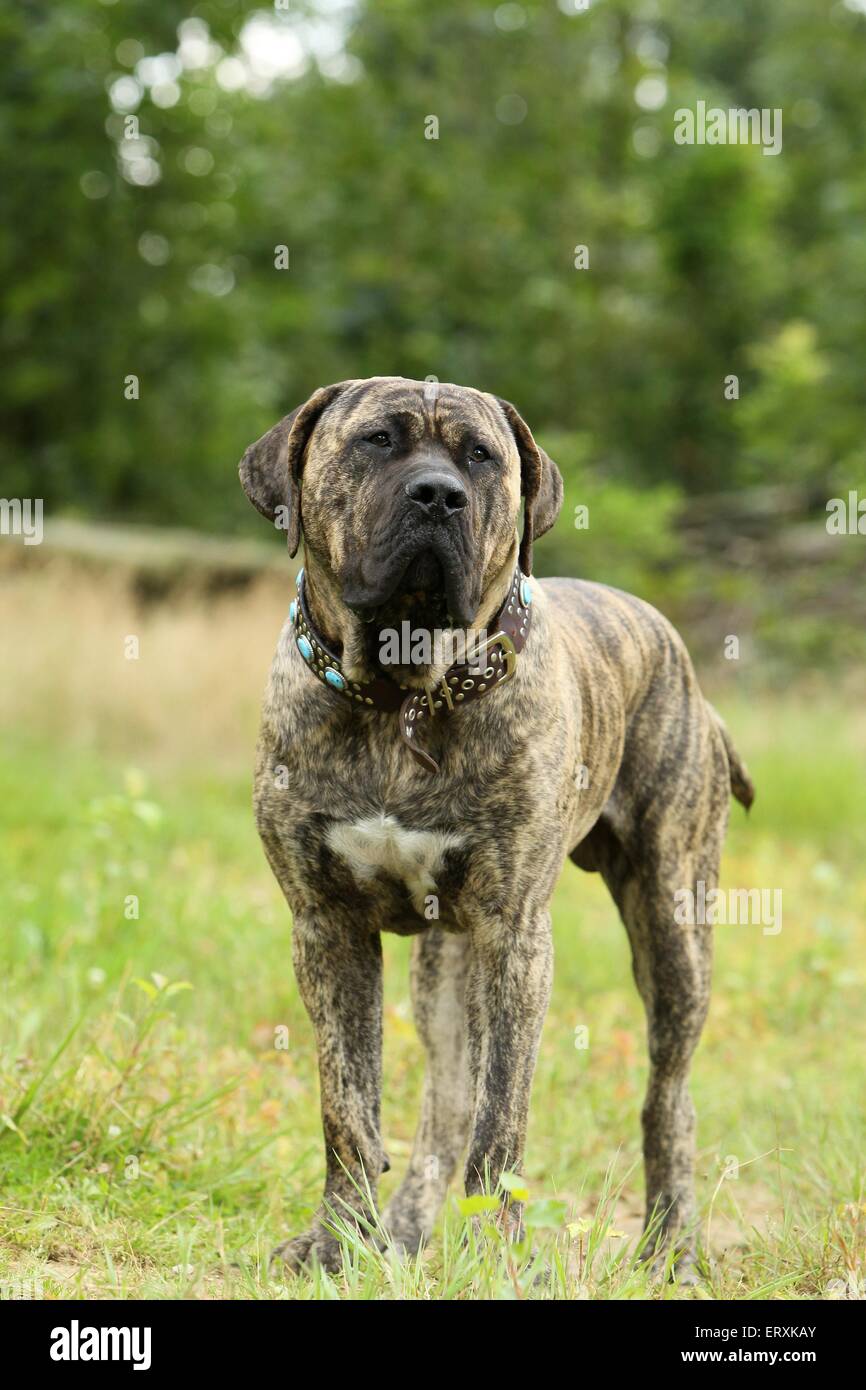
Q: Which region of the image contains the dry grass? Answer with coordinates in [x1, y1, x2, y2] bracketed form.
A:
[0, 560, 293, 770]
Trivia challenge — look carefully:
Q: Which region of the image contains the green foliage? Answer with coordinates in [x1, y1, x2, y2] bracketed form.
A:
[2, 1, 865, 530]
[537, 427, 685, 592]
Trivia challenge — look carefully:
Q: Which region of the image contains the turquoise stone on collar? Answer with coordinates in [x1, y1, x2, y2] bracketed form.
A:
[292, 574, 364, 703]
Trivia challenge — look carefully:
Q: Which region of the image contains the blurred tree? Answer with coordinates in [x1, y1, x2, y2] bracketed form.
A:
[1, 0, 864, 531]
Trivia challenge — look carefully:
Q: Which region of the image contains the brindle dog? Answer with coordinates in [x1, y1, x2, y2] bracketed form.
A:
[240, 376, 753, 1279]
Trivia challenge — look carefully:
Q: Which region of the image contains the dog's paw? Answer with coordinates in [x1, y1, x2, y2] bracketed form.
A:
[379, 1200, 426, 1259]
[379, 1221, 426, 1260]
[643, 1246, 702, 1287]
[672, 1252, 703, 1287]
[270, 1226, 342, 1276]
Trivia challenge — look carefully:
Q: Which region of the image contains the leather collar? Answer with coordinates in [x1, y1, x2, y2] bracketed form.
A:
[290, 566, 533, 773]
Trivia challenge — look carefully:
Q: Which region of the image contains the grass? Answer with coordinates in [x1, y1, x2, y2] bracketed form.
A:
[0, 564, 865, 1300]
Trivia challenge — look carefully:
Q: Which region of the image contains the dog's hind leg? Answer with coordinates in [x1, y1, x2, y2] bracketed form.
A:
[613, 854, 716, 1278]
[381, 928, 471, 1253]
[575, 807, 725, 1278]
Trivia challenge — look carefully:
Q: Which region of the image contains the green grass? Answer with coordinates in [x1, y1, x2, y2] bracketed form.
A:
[1, 691, 865, 1300]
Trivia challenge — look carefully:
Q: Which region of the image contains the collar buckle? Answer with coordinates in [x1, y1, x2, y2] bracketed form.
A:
[475, 629, 518, 682]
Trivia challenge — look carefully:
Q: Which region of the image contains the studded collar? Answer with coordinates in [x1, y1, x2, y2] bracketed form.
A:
[290, 566, 533, 773]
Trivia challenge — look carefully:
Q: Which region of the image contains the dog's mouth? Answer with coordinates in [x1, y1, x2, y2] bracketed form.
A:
[343, 541, 476, 678]
[362, 550, 449, 671]
[387, 550, 449, 625]
[344, 539, 472, 627]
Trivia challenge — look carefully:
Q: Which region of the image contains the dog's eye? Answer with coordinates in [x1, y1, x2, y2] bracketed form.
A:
[367, 431, 391, 448]
[470, 444, 491, 462]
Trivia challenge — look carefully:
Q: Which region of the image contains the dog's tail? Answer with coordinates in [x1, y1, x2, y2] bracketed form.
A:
[708, 703, 755, 811]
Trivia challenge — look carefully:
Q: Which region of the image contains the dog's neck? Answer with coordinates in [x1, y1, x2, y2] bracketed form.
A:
[299, 543, 519, 688]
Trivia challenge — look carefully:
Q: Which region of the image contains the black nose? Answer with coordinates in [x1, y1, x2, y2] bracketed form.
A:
[405, 472, 468, 518]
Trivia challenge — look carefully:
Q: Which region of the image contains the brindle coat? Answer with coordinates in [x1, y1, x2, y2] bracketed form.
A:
[239, 376, 753, 1278]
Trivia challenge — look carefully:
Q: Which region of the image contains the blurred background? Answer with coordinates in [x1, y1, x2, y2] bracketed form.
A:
[1, 1, 866, 1299]
[3, 0, 866, 672]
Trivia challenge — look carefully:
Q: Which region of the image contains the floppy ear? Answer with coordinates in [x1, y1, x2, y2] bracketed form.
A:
[238, 382, 350, 557]
[496, 397, 564, 575]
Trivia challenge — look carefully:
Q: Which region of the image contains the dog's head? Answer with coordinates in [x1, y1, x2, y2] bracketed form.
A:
[239, 375, 562, 645]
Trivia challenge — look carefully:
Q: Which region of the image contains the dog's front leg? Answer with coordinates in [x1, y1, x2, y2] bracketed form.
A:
[272, 911, 384, 1274]
[463, 909, 553, 1227]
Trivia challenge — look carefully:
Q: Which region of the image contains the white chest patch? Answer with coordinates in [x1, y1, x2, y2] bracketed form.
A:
[325, 814, 464, 915]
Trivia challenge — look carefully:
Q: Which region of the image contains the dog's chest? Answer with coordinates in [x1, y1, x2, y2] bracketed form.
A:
[325, 814, 463, 915]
